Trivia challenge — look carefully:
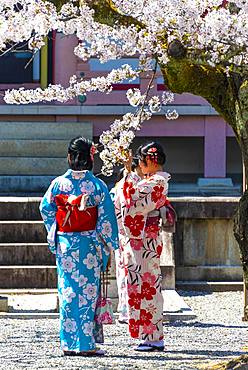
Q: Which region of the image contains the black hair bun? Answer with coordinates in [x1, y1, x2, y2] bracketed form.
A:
[136, 142, 166, 166]
[68, 136, 93, 171]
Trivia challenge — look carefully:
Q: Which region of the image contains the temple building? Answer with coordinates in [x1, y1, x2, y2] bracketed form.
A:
[0, 34, 242, 196]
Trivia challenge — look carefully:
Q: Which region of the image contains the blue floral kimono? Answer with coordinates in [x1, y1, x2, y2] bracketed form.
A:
[40, 169, 119, 352]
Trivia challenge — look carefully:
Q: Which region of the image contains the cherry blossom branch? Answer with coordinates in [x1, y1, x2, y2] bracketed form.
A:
[4, 64, 139, 104]
[98, 60, 177, 177]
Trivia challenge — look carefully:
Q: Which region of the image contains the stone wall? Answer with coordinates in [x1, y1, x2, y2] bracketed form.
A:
[0, 197, 242, 295]
[172, 197, 242, 281]
[0, 120, 93, 194]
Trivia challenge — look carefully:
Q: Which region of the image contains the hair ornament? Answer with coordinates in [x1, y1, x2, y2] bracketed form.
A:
[147, 147, 158, 163]
[147, 147, 157, 153]
[90, 144, 97, 161]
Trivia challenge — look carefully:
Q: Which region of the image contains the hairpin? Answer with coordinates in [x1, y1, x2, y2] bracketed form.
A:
[147, 147, 157, 154]
[147, 147, 158, 163]
[90, 144, 97, 161]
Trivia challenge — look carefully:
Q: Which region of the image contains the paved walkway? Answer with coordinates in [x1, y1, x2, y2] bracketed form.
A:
[0, 291, 247, 369]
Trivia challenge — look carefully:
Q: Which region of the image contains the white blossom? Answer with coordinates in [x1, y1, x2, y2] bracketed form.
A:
[148, 96, 161, 113]
[1, 0, 246, 175]
[162, 91, 175, 105]
[4, 64, 139, 104]
[126, 88, 145, 107]
[165, 109, 179, 120]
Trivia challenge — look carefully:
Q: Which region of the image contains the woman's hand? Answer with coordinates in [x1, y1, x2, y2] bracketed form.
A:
[123, 149, 133, 173]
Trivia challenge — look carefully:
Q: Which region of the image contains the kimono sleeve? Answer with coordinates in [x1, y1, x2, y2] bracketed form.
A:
[96, 184, 119, 271]
[123, 172, 169, 216]
[113, 179, 126, 236]
[39, 180, 58, 254]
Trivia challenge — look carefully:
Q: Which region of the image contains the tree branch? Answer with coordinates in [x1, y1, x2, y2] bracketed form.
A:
[160, 56, 238, 127]
[50, 0, 142, 28]
[49, 0, 68, 11]
[49, 0, 241, 130]
[81, 0, 142, 28]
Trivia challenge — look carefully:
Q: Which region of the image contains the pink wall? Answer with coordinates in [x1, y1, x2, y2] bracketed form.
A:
[0, 32, 239, 180]
[81, 69, 209, 106]
[204, 117, 227, 178]
[54, 34, 78, 87]
[88, 115, 205, 137]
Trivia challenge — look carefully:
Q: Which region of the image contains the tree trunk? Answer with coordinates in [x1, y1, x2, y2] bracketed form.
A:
[233, 140, 248, 321]
[233, 79, 248, 320]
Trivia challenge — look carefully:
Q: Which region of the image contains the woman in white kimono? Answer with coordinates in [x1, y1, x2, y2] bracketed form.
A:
[40, 136, 119, 356]
[114, 142, 170, 352]
[112, 159, 143, 324]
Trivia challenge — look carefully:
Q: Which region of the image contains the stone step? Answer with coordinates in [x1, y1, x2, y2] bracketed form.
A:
[176, 266, 243, 282]
[162, 290, 196, 321]
[0, 197, 41, 220]
[0, 178, 53, 195]
[0, 221, 46, 243]
[0, 312, 59, 319]
[176, 280, 243, 292]
[0, 120, 92, 190]
[0, 177, 53, 195]
[0, 265, 118, 292]
[0, 291, 195, 322]
[0, 312, 122, 320]
[0, 243, 55, 265]
[0, 121, 92, 140]
[0, 157, 67, 175]
[0, 288, 57, 295]
[0, 266, 57, 288]
[0, 140, 68, 158]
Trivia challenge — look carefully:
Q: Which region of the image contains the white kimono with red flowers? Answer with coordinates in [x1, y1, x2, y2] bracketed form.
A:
[114, 171, 170, 341]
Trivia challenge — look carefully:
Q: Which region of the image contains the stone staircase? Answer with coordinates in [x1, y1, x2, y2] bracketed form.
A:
[0, 120, 92, 195]
[0, 197, 198, 320]
[0, 198, 117, 297]
[0, 198, 176, 291]
[0, 197, 56, 288]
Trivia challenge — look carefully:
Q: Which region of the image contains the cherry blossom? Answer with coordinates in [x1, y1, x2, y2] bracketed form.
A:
[62, 286, 76, 303]
[83, 283, 98, 300]
[79, 294, 87, 308]
[101, 221, 113, 237]
[63, 318, 77, 333]
[1, 1, 247, 175]
[82, 321, 94, 336]
[78, 274, 88, 287]
[79, 181, 95, 195]
[61, 256, 76, 273]
[83, 253, 98, 269]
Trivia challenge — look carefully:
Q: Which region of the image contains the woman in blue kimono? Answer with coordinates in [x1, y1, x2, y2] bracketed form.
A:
[40, 136, 119, 356]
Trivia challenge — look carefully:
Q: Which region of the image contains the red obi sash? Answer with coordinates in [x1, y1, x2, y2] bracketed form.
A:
[55, 194, 97, 232]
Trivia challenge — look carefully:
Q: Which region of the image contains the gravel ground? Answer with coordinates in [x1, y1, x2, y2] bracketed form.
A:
[0, 291, 247, 370]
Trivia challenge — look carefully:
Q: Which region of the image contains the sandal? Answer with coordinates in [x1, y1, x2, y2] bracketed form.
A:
[80, 349, 105, 356]
[135, 343, 164, 352]
[118, 319, 128, 324]
[64, 349, 105, 356]
[63, 351, 77, 356]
